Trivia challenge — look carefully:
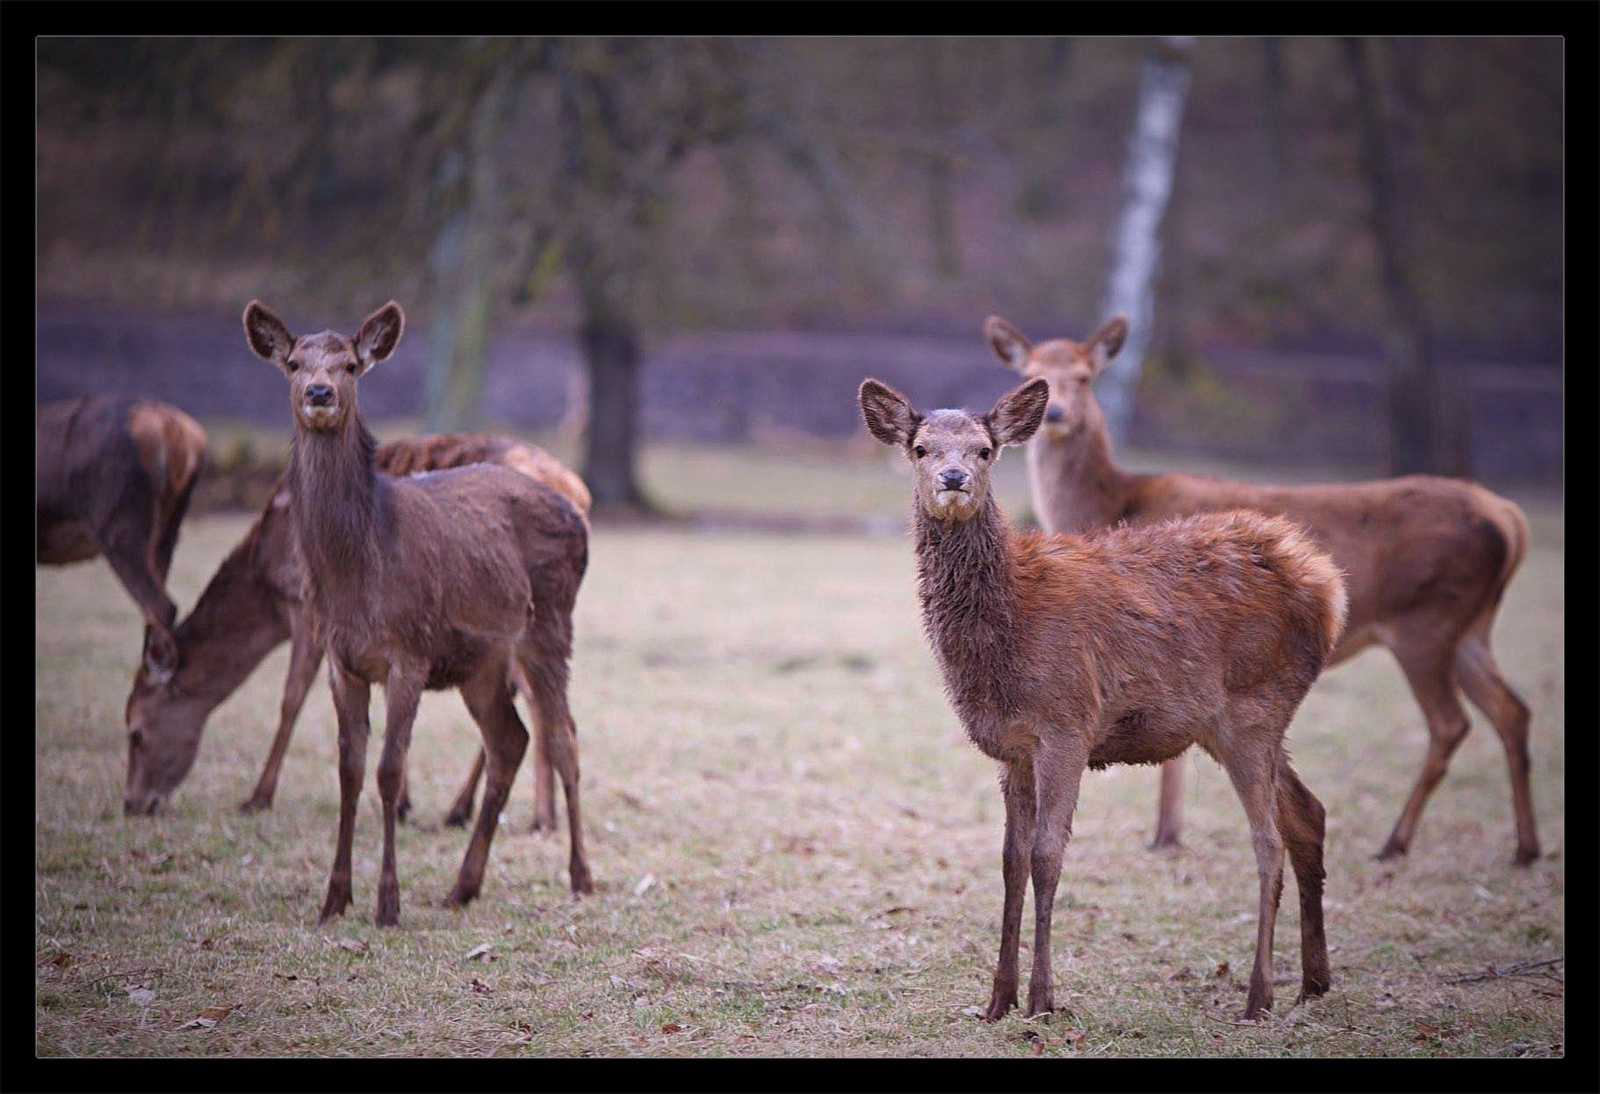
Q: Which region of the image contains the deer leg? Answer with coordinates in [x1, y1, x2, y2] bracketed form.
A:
[504, 664, 555, 832]
[1378, 646, 1470, 861]
[99, 523, 179, 637]
[1455, 634, 1540, 866]
[1151, 757, 1184, 850]
[520, 636, 591, 895]
[373, 667, 424, 928]
[1218, 726, 1287, 1021]
[241, 619, 323, 813]
[983, 759, 1037, 1021]
[444, 749, 485, 828]
[1275, 758, 1331, 1003]
[447, 665, 528, 908]
[1025, 735, 1089, 1018]
[319, 663, 370, 924]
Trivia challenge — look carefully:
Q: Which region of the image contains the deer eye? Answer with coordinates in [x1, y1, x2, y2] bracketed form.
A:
[286, 360, 300, 373]
[129, 729, 144, 747]
[912, 444, 926, 459]
[345, 362, 358, 374]
[978, 447, 992, 460]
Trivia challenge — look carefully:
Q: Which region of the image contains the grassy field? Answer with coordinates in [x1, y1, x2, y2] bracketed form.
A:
[35, 440, 1565, 1060]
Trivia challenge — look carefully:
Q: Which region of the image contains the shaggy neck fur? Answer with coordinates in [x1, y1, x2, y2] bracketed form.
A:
[286, 415, 384, 632]
[1027, 409, 1136, 534]
[914, 496, 1026, 736]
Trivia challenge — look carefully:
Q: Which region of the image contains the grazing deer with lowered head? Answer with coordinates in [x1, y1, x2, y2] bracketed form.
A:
[122, 432, 591, 831]
[37, 395, 207, 688]
[860, 376, 1342, 1021]
[985, 314, 1539, 866]
[243, 300, 592, 925]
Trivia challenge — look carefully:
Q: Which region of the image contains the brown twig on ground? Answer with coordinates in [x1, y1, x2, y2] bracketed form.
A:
[1444, 956, 1563, 985]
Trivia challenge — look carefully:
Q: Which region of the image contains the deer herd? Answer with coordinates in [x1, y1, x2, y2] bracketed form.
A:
[35, 302, 1543, 1024]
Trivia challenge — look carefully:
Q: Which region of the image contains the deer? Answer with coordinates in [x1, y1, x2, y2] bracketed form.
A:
[242, 299, 592, 925]
[122, 431, 591, 832]
[37, 394, 208, 680]
[984, 314, 1539, 867]
[859, 376, 1343, 1021]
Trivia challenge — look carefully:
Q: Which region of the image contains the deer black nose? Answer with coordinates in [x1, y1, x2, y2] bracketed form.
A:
[1045, 404, 1065, 422]
[939, 469, 967, 490]
[306, 383, 335, 406]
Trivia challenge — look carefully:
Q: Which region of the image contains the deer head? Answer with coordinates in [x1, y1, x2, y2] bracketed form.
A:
[859, 377, 1049, 522]
[984, 314, 1127, 441]
[123, 653, 210, 816]
[243, 301, 405, 433]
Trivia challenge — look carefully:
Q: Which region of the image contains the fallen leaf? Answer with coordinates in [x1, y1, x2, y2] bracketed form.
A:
[633, 873, 657, 897]
[1213, 962, 1231, 979]
[1170, 966, 1194, 981]
[471, 977, 491, 995]
[1062, 1028, 1085, 1043]
[1032, 1042, 1045, 1055]
[661, 1022, 682, 1034]
[178, 1017, 217, 1030]
[200, 1005, 232, 1021]
[128, 987, 156, 1006]
[464, 942, 494, 962]
[328, 937, 370, 955]
[960, 1005, 985, 1018]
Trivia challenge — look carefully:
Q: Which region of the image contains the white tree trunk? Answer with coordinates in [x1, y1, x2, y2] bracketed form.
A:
[1097, 36, 1194, 446]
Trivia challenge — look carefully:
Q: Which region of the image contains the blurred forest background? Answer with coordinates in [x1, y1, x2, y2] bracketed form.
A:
[35, 36, 1565, 510]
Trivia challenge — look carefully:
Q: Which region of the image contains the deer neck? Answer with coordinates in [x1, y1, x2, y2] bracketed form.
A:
[286, 416, 384, 618]
[1025, 408, 1136, 534]
[168, 542, 292, 709]
[913, 498, 1025, 740]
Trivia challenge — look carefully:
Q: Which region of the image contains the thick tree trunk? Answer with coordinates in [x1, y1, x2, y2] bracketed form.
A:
[1097, 36, 1194, 446]
[423, 61, 515, 433]
[578, 305, 648, 510]
[1343, 37, 1465, 476]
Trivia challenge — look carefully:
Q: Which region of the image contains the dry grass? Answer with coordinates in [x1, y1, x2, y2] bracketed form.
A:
[35, 444, 1565, 1059]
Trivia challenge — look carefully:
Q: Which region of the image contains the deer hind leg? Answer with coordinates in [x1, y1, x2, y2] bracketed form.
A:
[519, 621, 590, 894]
[983, 758, 1037, 1021]
[514, 664, 558, 834]
[242, 619, 323, 813]
[446, 663, 528, 909]
[1217, 723, 1288, 1021]
[373, 667, 424, 927]
[1025, 734, 1090, 1018]
[444, 748, 485, 828]
[1151, 757, 1185, 850]
[1378, 643, 1470, 861]
[319, 663, 370, 924]
[1275, 758, 1330, 1002]
[1455, 633, 1540, 865]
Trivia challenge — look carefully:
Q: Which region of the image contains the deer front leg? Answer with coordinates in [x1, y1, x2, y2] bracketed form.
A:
[1151, 757, 1184, 849]
[242, 616, 323, 813]
[374, 667, 424, 928]
[983, 759, 1037, 1021]
[319, 662, 370, 924]
[1026, 733, 1089, 1018]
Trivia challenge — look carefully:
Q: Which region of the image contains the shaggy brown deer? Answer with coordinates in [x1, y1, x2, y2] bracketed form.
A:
[243, 299, 592, 925]
[37, 395, 207, 679]
[859, 376, 1342, 1021]
[122, 432, 591, 829]
[985, 314, 1539, 866]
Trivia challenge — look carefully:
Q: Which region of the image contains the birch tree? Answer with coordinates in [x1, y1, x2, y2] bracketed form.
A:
[1096, 36, 1194, 446]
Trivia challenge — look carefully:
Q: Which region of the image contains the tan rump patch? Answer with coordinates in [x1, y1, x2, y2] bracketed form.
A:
[128, 404, 207, 496]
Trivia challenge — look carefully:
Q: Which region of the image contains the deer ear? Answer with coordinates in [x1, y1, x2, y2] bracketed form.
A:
[858, 379, 919, 447]
[987, 378, 1050, 447]
[984, 316, 1034, 372]
[243, 301, 295, 373]
[1085, 314, 1129, 372]
[142, 625, 179, 684]
[355, 301, 405, 371]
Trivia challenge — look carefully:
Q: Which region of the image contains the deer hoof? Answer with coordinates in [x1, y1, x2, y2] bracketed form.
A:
[1372, 841, 1407, 862]
[530, 814, 558, 835]
[981, 984, 1017, 1021]
[1513, 844, 1542, 867]
[1148, 832, 1182, 851]
[444, 807, 473, 828]
[238, 796, 272, 814]
[443, 883, 479, 909]
[569, 865, 594, 896]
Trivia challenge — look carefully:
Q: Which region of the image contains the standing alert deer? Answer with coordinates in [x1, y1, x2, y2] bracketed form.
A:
[243, 299, 592, 925]
[122, 432, 591, 830]
[984, 314, 1539, 866]
[859, 376, 1342, 1021]
[37, 395, 207, 680]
